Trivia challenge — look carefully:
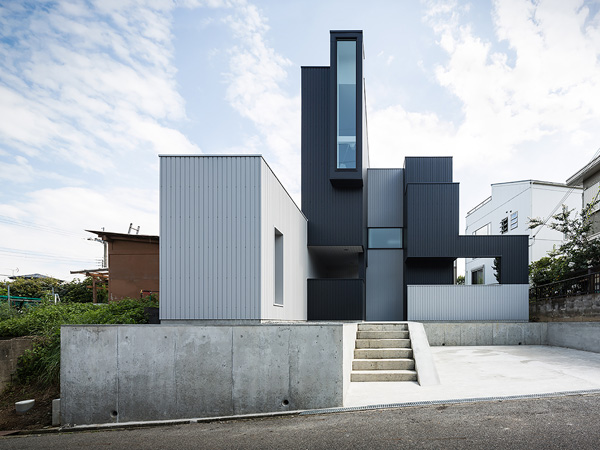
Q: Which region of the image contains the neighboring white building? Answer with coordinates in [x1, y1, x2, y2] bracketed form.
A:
[566, 154, 600, 239]
[465, 180, 582, 285]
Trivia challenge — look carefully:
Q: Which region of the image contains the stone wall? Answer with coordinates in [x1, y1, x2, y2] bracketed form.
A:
[530, 293, 600, 322]
[0, 337, 35, 391]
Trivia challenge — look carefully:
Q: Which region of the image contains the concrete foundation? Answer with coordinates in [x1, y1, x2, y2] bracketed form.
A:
[61, 324, 355, 426]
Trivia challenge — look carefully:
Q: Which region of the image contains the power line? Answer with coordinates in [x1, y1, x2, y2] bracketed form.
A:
[0, 215, 85, 238]
[0, 246, 99, 265]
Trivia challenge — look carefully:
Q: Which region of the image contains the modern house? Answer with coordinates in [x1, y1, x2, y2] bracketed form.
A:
[567, 154, 600, 239]
[159, 30, 529, 323]
[465, 181, 582, 285]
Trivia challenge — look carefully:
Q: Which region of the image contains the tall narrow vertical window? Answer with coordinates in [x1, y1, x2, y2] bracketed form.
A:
[274, 228, 283, 306]
[337, 40, 356, 169]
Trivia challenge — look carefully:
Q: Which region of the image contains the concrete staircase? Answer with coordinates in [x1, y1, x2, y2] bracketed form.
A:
[351, 323, 417, 382]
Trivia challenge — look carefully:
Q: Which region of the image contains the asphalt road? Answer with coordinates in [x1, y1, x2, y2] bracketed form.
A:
[2, 393, 600, 449]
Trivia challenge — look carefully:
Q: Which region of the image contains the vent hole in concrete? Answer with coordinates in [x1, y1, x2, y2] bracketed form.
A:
[111, 410, 118, 418]
[442, 343, 445, 346]
[282, 399, 289, 406]
[519, 342, 522, 345]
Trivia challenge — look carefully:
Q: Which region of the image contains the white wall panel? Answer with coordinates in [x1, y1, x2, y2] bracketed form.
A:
[160, 156, 261, 320]
[407, 284, 529, 321]
[260, 160, 308, 320]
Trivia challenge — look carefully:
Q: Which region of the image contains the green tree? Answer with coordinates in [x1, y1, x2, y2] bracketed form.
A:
[529, 200, 600, 286]
[456, 275, 465, 285]
[492, 257, 501, 283]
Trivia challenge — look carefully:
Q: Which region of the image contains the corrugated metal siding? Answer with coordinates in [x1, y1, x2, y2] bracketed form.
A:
[405, 258, 454, 285]
[406, 183, 460, 257]
[407, 285, 529, 321]
[367, 169, 403, 227]
[404, 157, 452, 184]
[159, 156, 261, 320]
[301, 67, 364, 247]
[260, 160, 308, 320]
[307, 279, 364, 320]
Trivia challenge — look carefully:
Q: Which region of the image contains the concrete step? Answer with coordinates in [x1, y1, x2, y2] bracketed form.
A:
[350, 370, 417, 382]
[355, 338, 411, 349]
[354, 348, 413, 359]
[357, 331, 409, 340]
[358, 323, 408, 332]
[352, 358, 415, 371]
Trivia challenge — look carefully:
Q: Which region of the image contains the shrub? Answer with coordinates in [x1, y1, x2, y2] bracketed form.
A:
[1, 297, 158, 386]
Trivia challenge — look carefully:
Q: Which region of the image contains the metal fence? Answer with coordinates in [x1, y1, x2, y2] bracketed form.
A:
[529, 271, 600, 302]
[407, 284, 529, 321]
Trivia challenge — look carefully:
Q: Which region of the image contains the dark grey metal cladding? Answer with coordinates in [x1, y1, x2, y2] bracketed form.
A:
[405, 183, 460, 257]
[404, 157, 452, 183]
[457, 235, 529, 284]
[366, 250, 404, 320]
[405, 258, 455, 285]
[301, 66, 364, 246]
[307, 279, 364, 320]
[368, 169, 403, 227]
[329, 31, 364, 187]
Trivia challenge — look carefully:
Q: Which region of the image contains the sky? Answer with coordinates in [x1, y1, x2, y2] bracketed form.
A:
[1, 0, 600, 281]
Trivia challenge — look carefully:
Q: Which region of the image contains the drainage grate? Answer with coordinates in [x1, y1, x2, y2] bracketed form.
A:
[299, 389, 600, 415]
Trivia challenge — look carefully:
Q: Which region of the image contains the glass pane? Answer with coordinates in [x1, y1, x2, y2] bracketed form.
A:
[368, 228, 402, 249]
[337, 40, 356, 169]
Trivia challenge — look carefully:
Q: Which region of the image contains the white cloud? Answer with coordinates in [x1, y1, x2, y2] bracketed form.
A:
[0, 0, 199, 279]
[368, 0, 600, 239]
[222, 2, 302, 200]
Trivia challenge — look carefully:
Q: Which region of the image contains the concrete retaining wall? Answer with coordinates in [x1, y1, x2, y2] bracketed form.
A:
[422, 322, 600, 354]
[530, 294, 600, 322]
[422, 322, 548, 346]
[0, 337, 35, 391]
[547, 322, 600, 353]
[61, 324, 354, 426]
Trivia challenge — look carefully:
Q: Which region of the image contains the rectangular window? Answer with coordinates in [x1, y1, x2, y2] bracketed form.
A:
[274, 228, 283, 306]
[368, 228, 402, 249]
[510, 211, 518, 230]
[337, 40, 356, 169]
[500, 217, 508, 234]
[472, 223, 491, 236]
[471, 268, 484, 285]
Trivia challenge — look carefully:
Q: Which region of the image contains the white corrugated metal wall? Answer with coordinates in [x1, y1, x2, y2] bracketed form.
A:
[160, 156, 262, 320]
[407, 285, 529, 321]
[260, 160, 308, 320]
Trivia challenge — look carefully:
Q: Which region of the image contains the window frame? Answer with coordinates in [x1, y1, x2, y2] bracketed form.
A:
[368, 228, 403, 249]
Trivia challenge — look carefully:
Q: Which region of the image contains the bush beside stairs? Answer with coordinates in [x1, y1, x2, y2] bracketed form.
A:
[351, 323, 418, 382]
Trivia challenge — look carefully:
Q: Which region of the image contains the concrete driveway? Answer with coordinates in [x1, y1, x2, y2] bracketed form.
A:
[345, 345, 600, 407]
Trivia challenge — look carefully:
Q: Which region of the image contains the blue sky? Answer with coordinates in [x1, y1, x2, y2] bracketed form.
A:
[1, 0, 600, 281]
